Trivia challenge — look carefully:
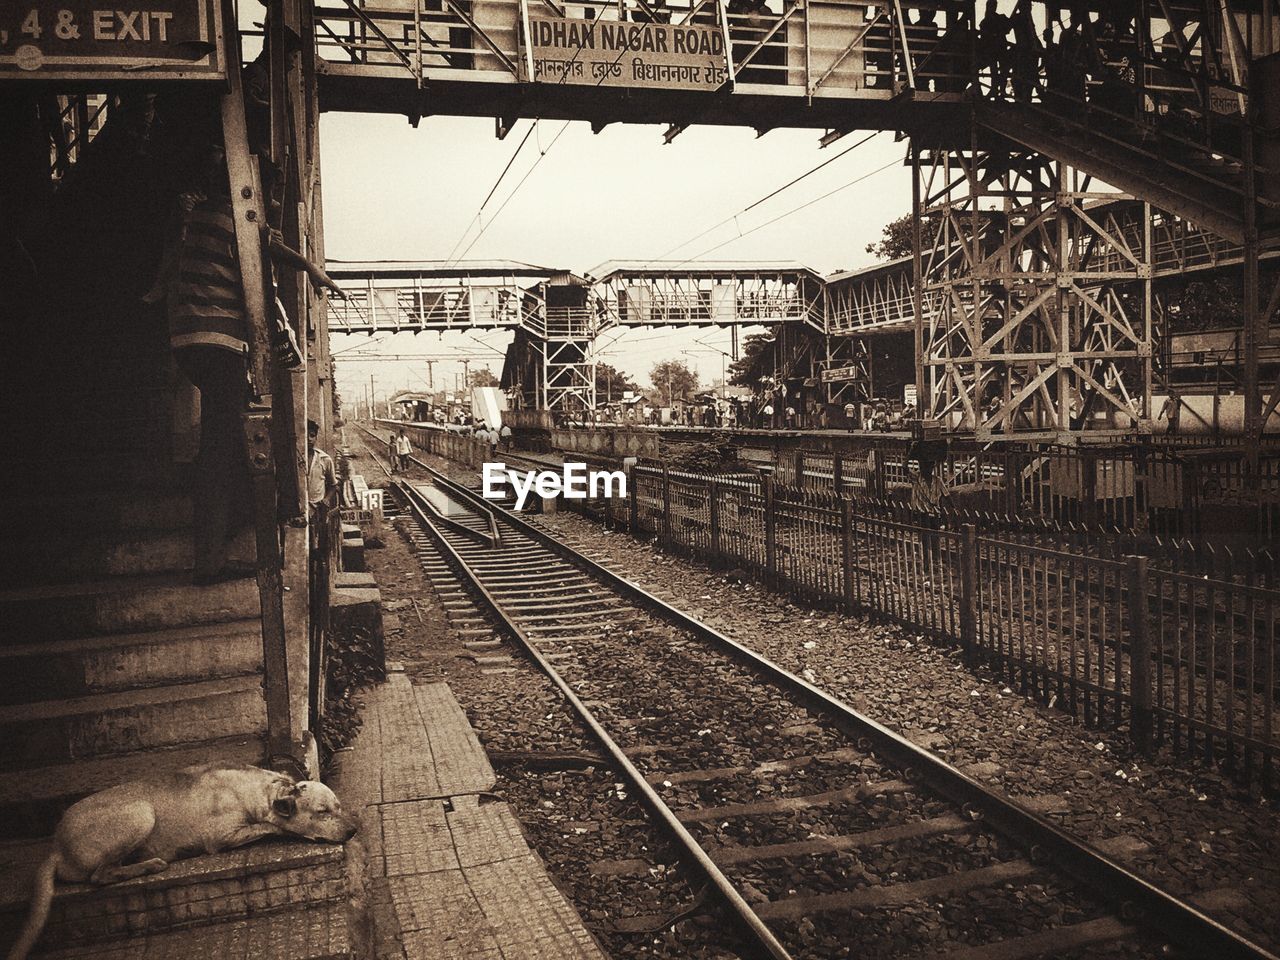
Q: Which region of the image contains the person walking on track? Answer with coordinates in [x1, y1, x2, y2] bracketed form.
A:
[395, 429, 413, 472]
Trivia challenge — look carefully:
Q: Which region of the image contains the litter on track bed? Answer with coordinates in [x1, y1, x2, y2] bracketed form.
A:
[380, 443, 1247, 960]
[399, 450, 1280, 957]
[355, 445, 753, 959]
[522, 506, 1280, 953]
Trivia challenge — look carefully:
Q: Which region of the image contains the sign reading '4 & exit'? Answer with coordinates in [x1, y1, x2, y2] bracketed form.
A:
[0, 0, 224, 81]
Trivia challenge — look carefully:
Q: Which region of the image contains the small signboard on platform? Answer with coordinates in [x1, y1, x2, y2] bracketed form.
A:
[523, 15, 727, 90]
[821, 363, 862, 383]
[0, 0, 225, 81]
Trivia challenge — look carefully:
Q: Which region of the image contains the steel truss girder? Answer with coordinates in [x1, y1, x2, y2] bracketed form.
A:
[537, 336, 596, 415]
[595, 267, 824, 331]
[912, 140, 1154, 443]
[326, 273, 530, 333]
[828, 199, 1280, 338]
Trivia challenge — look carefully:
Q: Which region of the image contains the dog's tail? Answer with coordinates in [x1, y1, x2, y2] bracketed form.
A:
[7, 852, 59, 960]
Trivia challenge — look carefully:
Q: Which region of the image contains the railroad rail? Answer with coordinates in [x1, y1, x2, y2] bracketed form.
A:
[355, 424, 1276, 960]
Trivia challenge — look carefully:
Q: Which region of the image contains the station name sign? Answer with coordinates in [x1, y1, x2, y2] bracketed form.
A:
[0, 0, 224, 81]
[821, 364, 863, 383]
[523, 15, 726, 90]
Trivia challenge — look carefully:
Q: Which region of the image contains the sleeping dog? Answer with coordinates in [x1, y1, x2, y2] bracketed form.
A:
[7, 763, 358, 960]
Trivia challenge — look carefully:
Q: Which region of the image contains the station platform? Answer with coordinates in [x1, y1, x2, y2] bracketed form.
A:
[331, 669, 606, 960]
[0, 669, 602, 960]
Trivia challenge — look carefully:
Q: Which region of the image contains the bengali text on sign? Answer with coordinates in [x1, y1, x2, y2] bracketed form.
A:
[0, 0, 224, 80]
[524, 15, 727, 90]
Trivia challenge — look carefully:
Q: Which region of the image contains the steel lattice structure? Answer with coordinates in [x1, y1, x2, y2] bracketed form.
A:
[592, 262, 825, 331]
[324, 261, 553, 334]
[914, 143, 1154, 442]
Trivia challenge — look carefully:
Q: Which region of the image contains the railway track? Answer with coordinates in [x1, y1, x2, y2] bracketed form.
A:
[353, 425, 1276, 960]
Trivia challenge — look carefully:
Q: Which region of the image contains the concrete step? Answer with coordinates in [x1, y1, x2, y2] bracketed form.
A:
[0, 575, 260, 643]
[0, 675, 268, 774]
[0, 735, 265, 842]
[0, 530, 195, 584]
[0, 619, 263, 707]
[19, 491, 193, 536]
[0, 838, 348, 956]
[31, 900, 352, 959]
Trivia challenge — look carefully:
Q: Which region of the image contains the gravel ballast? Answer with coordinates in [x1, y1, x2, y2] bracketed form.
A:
[525, 509, 1280, 953]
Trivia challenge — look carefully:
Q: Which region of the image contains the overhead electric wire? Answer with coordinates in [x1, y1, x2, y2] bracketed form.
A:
[673, 150, 904, 265]
[450, 121, 573, 263]
[443, 24, 609, 267]
[447, 26, 653, 265]
[443, 120, 542, 264]
[332, 334, 392, 354]
[650, 130, 882, 262]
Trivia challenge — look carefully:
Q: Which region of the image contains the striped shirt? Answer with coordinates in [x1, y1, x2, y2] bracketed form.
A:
[169, 201, 250, 354]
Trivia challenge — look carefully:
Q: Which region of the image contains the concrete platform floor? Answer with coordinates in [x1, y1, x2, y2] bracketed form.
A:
[331, 670, 607, 960]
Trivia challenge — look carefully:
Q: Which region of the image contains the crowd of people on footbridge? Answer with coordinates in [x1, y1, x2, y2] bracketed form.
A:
[658, 0, 1236, 142]
[557, 394, 915, 433]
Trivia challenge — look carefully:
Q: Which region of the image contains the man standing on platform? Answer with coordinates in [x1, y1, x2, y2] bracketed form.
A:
[309, 420, 338, 516]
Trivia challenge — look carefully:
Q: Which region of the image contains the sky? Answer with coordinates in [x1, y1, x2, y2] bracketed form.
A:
[320, 111, 915, 407]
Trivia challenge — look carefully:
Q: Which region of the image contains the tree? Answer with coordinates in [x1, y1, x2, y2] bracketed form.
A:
[649, 359, 699, 405]
[865, 214, 914, 261]
[595, 362, 639, 401]
[1161, 276, 1243, 334]
[728, 333, 775, 387]
[468, 367, 500, 388]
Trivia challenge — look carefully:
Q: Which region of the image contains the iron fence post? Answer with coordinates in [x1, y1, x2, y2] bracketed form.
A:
[1127, 554, 1154, 754]
[1004, 449, 1019, 517]
[1082, 450, 1099, 527]
[833, 454, 844, 495]
[629, 467, 639, 533]
[709, 477, 722, 563]
[662, 465, 673, 550]
[960, 523, 978, 664]
[841, 496, 855, 615]
[764, 475, 777, 586]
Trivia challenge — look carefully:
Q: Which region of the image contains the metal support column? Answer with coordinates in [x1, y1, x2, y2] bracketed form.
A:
[915, 122, 1153, 441]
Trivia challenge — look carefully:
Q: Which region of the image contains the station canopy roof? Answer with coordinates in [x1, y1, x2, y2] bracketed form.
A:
[826, 255, 912, 285]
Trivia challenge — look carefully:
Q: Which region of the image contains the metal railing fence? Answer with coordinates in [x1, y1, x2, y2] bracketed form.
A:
[608, 465, 1280, 789]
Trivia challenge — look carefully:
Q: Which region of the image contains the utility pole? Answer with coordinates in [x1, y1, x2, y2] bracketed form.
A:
[369, 374, 376, 422]
[424, 359, 435, 389]
[461, 358, 471, 390]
